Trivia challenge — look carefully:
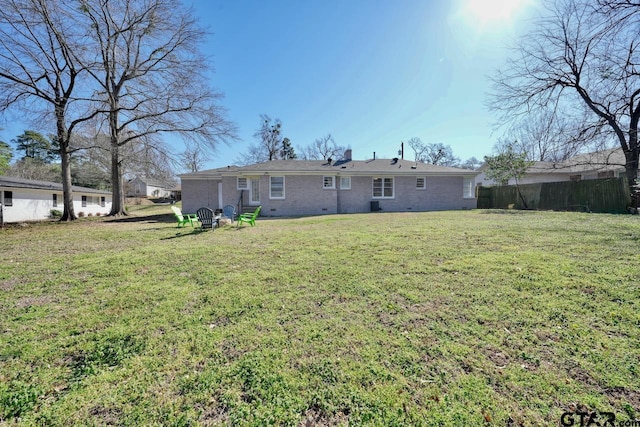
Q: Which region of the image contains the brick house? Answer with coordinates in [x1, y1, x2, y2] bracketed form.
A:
[179, 150, 478, 217]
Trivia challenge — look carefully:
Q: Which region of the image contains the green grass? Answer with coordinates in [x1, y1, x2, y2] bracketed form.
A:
[1, 207, 639, 426]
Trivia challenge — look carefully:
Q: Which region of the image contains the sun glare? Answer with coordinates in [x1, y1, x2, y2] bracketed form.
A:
[460, 0, 533, 29]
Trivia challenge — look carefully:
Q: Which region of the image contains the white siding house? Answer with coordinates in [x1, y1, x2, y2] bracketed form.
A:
[0, 176, 112, 223]
[476, 148, 627, 187]
[126, 177, 176, 198]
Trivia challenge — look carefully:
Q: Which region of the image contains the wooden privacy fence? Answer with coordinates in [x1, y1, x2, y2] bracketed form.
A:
[477, 177, 631, 213]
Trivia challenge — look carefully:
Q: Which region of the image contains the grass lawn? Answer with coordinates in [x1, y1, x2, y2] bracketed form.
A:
[1, 206, 639, 426]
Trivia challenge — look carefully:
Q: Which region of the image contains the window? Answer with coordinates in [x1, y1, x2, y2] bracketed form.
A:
[340, 176, 351, 190]
[3, 191, 12, 207]
[323, 176, 335, 189]
[270, 176, 285, 199]
[416, 177, 426, 190]
[373, 177, 394, 198]
[53, 194, 58, 207]
[463, 177, 474, 198]
[81, 196, 100, 206]
[597, 170, 614, 179]
[237, 177, 248, 190]
[101, 196, 106, 207]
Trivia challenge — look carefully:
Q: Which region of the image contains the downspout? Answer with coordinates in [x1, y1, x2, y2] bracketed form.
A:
[336, 175, 341, 214]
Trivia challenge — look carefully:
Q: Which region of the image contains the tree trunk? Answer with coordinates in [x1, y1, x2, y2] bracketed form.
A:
[624, 149, 639, 209]
[109, 138, 126, 216]
[59, 147, 76, 221]
[515, 181, 529, 210]
[56, 106, 76, 221]
[627, 112, 640, 209]
[108, 110, 127, 216]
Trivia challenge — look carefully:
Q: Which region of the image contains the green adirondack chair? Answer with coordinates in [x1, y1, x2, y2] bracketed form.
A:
[237, 206, 261, 227]
[171, 206, 199, 228]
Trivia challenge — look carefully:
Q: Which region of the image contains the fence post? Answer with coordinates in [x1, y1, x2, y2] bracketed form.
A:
[0, 202, 3, 228]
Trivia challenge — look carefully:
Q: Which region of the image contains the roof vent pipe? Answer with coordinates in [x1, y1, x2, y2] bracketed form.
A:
[373, 152, 376, 160]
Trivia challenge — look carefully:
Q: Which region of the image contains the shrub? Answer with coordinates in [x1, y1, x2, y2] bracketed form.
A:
[78, 212, 85, 217]
[50, 210, 62, 219]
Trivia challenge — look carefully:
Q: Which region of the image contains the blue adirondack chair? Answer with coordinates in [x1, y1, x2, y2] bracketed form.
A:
[222, 204, 237, 223]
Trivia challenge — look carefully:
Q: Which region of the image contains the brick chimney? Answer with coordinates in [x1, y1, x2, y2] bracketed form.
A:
[344, 149, 352, 161]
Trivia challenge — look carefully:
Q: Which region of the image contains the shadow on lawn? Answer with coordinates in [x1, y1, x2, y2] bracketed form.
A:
[105, 213, 175, 224]
[160, 230, 204, 240]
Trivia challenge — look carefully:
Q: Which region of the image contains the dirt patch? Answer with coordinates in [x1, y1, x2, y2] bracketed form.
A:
[125, 197, 155, 205]
[15, 295, 56, 308]
[568, 365, 598, 387]
[197, 404, 229, 426]
[0, 278, 20, 291]
[300, 407, 350, 427]
[483, 347, 510, 368]
[605, 386, 640, 410]
[89, 405, 123, 425]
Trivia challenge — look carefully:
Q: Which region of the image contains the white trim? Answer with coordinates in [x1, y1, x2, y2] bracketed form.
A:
[269, 176, 285, 199]
[463, 177, 474, 198]
[249, 178, 260, 205]
[372, 177, 394, 199]
[217, 182, 223, 208]
[339, 176, 351, 190]
[323, 176, 335, 189]
[237, 177, 248, 190]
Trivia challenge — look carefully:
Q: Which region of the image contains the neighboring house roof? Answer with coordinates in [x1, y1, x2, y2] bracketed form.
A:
[0, 176, 110, 194]
[479, 148, 625, 176]
[533, 148, 625, 174]
[131, 176, 176, 189]
[180, 158, 478, 179]
[546, 148, 625, 173]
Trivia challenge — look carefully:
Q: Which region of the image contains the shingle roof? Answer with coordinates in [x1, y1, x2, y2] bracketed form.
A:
[0, 176, 110, 194]
[478, 148, 626, 175]
[527, 148, 626, 174]
[180, 158, 478, 178]
[138, 177, 176, 188]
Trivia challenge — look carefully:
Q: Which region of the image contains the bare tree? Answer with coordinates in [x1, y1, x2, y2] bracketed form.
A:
[0, 0, 98, 221]
[408, 137, 460, 166]
[505, 110, 596, 162]
[407, 137, 428, 162]
[425, 143, 460, 167]
[237, 115, 291, 164]
[460, 156, 483, 170]
[78, 0, 237, 215]
[181, 144, 209, 173]
[489, 0, 640, 207]
[9, 158, 60, 181]
[254, 114, 282, 162]
[300, 134, 345, 160]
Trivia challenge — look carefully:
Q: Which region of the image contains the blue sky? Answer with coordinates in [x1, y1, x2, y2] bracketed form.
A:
[0, 0, 538, 171]
[186, 0, 538, 169]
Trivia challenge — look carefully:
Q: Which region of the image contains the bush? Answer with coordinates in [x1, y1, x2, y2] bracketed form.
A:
[78, 212, 85, 217]
[50, 210, 62, 219]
